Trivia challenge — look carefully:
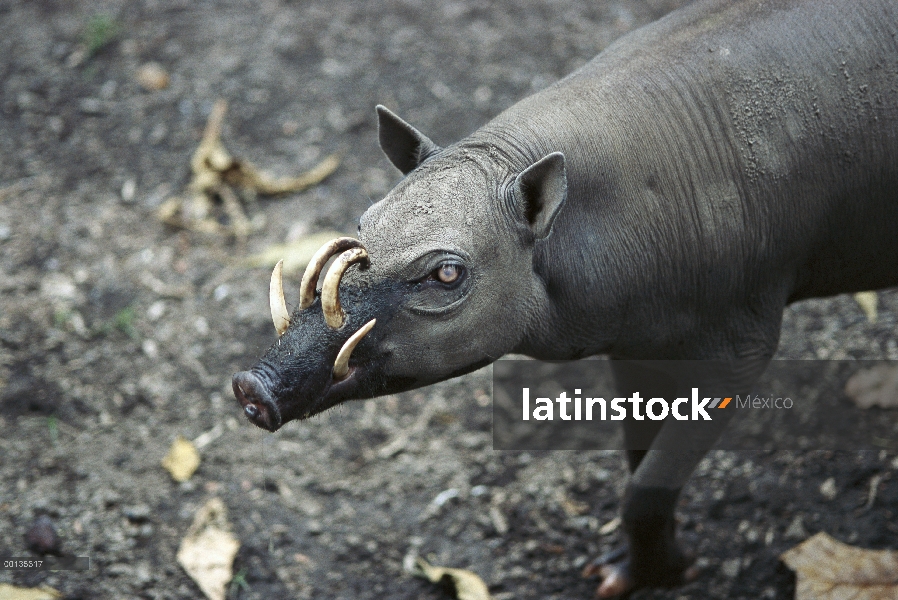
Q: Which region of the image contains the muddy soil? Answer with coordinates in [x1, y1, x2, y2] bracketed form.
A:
[1, 1, 896, 599]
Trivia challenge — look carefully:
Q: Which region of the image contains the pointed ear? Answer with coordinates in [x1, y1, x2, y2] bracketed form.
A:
[376, 105, 442, 175]
[513, 152, 568, 239]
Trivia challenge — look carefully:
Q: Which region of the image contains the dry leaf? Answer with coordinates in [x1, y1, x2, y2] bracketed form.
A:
[0, 584, 62, 600]
[854, 291, 878, 323]
[162, 436, 201, 482]
[157, 99, 340, 238]
[413, 558, 492, 600]
[177, 498, 240, 600]
[244, 230, 349, 274]
[781, 532, 898, 600]
[845, 365, 898, 409]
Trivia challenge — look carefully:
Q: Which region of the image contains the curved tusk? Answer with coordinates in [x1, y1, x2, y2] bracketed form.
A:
[269, 259, 290, 336]
[333, 318, 376, 380]
[321, 247, 369, 329]
[299, 237, 365, 310]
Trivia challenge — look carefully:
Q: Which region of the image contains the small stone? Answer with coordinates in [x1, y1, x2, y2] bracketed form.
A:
[474, 85, 492, 104]
[784, 515, 808, 540]
[48, 115, 64, 136]
[100, 79, 117, 100]
[306, 520, 323, 535]
[124, 504, 152, 523]
[78, 98, 105, 115]
[470, 485, 489, 497]
[720, 557, 741, 578]
[819, 477, 837, 501]
[107, 562, 134, 577]
[121, 178, 137, 203]
[142, 339, 159, 358]
[25, 515, 62, 555]
[147, 300, 166, 321]
[194, 317, 210, 336]
[136, 62, 170, 91]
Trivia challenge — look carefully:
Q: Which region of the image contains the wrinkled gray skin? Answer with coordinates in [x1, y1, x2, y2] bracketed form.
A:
[234, 0, 898, 595]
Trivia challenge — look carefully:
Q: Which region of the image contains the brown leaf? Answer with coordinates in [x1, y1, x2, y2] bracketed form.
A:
[177, 498, 240, 600]
[781, 532, 898, 600]
[413, 558, 492, 600]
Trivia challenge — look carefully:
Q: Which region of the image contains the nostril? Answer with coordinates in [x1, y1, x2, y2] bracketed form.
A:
[232, 370, 282, 431]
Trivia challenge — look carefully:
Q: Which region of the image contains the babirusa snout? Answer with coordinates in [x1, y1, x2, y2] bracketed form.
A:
[269, 259, 290, 336]
[333, 318, 376, 379]
[299, 237, 365, 310]
[321, 247, 369, 329]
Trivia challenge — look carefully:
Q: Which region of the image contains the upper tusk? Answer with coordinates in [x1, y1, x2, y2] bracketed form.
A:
[299, 237, 365, 310]
[333, 319, 376, 380]
[321, 247, 369, 329]
[269, 259, 290, 336]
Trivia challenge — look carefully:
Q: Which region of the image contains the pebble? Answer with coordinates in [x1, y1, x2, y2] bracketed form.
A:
[25, 515, 61, 555]
[136, 62, 170, 91]
[78, 98, 105, 115]
[123, 504, 152, 523]
[784, 515, 808, 540]
[819, 477, 837, 501]
[121, 178, 136, 203]
[720, 557, 741, 578]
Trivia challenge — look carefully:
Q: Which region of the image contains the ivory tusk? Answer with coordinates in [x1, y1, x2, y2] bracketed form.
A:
[333, 319, 376, 380]
[269, 259, 291, 336]
[321, 247, 369, 329]
[299, 237, 365, 310]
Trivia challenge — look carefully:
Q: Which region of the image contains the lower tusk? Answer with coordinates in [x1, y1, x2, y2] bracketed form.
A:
[299, 237, 365, 310]
[321, 247, 369, 329]
[333, 319, 375, 380]
[269, 260, 290, 336]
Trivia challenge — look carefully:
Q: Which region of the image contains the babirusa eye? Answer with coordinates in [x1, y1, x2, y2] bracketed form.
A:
[436, 263, 460, 284]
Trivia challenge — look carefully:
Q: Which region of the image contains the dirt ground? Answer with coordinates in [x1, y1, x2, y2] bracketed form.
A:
[1, 1, 896, 599]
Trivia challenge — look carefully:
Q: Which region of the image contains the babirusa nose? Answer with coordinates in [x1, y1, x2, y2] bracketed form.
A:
[232, 371, 282, 431]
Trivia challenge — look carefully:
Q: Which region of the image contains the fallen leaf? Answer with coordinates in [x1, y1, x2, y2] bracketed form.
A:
[177, 498, 240, 600]
[0, 584, 62, 600]
[244, 230, 349, 274]
[854, 291, 878, 323]
[781, 532, 898, 600]
[845, 365, 898, 409]
[162, 436, 201, 482]
[413, 558, 492, 600]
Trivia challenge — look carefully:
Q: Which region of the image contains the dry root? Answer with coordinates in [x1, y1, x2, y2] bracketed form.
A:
[157, 99, 340, 239]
